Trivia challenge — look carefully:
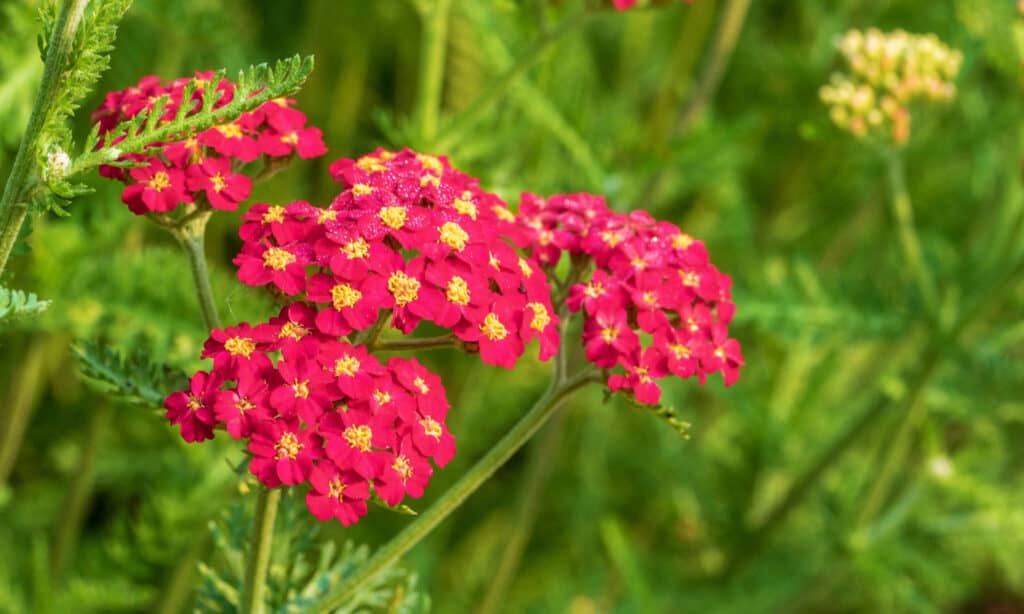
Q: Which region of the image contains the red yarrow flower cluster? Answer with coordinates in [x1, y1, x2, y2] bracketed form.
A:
[163, 303, 454, 526]
[233, 148, 559, 369]
[517, 192, 743, 405]
[92, 71, 326, 215]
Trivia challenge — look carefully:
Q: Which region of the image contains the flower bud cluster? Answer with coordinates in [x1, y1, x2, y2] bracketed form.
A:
[93, 72, 326, 215]
[233, 148, 559, 369]
[820, 29, 962, 144]
[164, 303, 454, 526]
[517, 192, 742, 405]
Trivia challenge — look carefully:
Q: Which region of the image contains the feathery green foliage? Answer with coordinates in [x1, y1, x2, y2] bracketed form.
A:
[0, 285, 50, 322]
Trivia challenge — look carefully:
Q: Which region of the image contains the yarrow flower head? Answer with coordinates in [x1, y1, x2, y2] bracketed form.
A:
[820, 29, 962, 145]
[517, 192, 743, 405]
[233, 148, 559, 369]
[164, 307, 455, 527]
[93, 71, 327, 215]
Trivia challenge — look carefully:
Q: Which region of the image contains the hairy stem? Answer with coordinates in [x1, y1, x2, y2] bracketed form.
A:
[370, 335, 457, 352]
[416, 0, 452, 147]
[240, 488, 281, 614]
[170, 210, 221, 330]
[0, 0, 89, 277]
[887, 152, 939, 311]
[307, 368, 599, 614]
[476, 410, 567, 614]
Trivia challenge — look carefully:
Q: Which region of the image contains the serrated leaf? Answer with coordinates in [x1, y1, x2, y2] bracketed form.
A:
[0, 286, 50, 322]
[71, 340, 187, 407]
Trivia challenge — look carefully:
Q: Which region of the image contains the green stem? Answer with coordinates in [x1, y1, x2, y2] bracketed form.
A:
[674, 0, 751, 133]
[240, 488, 281, 614]
[0, 0, 89, 277]
[307, 368, 599, 614]
[170, 210, 220, 330]
[370, 335, 457, 352]
[416, 0, 452, 147]
[50, 401, 112, 581]
[476, 410, 567, 614]
[887, 152, 939, 311]
[436, 10, 594, 151]
[0, 336, 58, 486]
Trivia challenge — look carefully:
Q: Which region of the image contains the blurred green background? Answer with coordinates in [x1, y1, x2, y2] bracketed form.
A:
[2, 0, 1023, 612]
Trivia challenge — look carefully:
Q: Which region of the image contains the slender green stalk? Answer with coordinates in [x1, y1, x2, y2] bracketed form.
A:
[436, 10, 594, 151]
[675, 0, 751, 133]
[0, 337, 58, 486]
[240, 488, 281, 614]
[416, 0, 452, 147]
[887, 152, 939, 311]
[476, 410, 567, 614]
[307, 368, 599, 614]
[169, 210, 220, 330]
[0, 0, 89, 276]
[50, 401, 112, 580]
[370, 335, 457, 352]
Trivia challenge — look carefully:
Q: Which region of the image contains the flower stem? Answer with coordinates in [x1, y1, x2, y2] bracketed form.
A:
[0, 0, 89, 277]
[416, 0, 452, 148]
[307, 367, 599, 614]
[887, 152, 939, 312]
[370, 335, 457, 352]
[170, 210, 221, 330]
[240, 487, 281, 614]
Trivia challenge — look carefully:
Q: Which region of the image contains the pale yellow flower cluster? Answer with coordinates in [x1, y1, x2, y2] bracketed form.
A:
[820, 29, 962, 144]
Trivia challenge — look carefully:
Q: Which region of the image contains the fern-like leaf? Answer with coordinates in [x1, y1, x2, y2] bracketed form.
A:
[72, 340, 187, 407]
[0, 286, 51, 322]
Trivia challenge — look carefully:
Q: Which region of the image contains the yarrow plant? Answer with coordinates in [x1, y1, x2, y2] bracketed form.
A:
[820, 29, 962, 145]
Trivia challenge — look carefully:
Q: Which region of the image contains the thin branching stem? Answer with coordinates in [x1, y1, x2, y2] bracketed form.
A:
[240, 487, 281, 614]
[169, 209, 220, 330]
[370, 335, 457, 352]
[887, 151, 939, 311]
[416, 0, 452, 147]
[0, 0, 89, 277]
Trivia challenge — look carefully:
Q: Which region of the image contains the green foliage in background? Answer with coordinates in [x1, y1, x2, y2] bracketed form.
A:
[1, 0, 1023, 613]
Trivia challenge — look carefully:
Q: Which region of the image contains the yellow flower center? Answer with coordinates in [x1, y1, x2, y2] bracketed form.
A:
[215, 123, 243, 139]
[374, 389, 392, 406]
[413, 377, 429, 394]
[235, 397, 255, 413]
[262, 205, 285, 224]
[642, 291, 657, 306]
[356, 155, 388, 173]
[271, 97, 289, 107]
[635, 366, 653, 384]
[420, 417, 442, 441]
[668, 343, 691, 360]
[492, 205, 516, 223]
[331, 283, 362, 310]
[262, 247, 295, 271]
[673, 233, 694, 250]
[600, 230, 623, 247]
[274, 432, 302, 460]
[630, 257, 647, 271]
[526, 302, 551, 332]
[328, 478, 346, 501]
[488, 252, 502, 271]
[351, 183, 374, 196]
[343, 425, 373, 452]
[210, 173, 227, 193]
[148, 171, 171, 192]
[392, 455, 413, 480]
[388, 271, 420, 306]
[281, 131, 299, 145]
[518, 258, 533, 278]
[379, 206, 407, 230]
[317, 209, 337, 224]
[335, 355, 361, 377]
[601, 326, 619, 344]
[186, 395, 202, 411]
[453, 192, 478, 219]
[446, 276, 470, 306]
[292, 379, 310, 399]
[341, 238, 369, 259]
[224, 336, 256, 358]
[480, 312, 508, 341]
[417, 153, 444, 173]
[680, 271, 700, 288]
[584, 281, 605, 299]
[438, 222, 469, 251]
[714, 347, 727, 361]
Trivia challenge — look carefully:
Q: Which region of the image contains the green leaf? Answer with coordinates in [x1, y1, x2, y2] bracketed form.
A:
[71, 340, 187, 407]
[0, 286, 51, 322]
